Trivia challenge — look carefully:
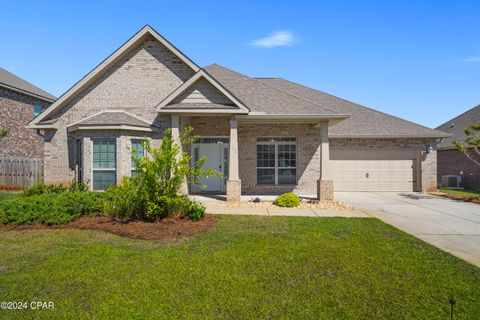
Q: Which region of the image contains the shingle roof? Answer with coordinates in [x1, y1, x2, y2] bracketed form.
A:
[203, 64, 343, 116]
[163, 103, 237, 110]
[72, 110, 152, 128]
[436, 104, 480, 149]
[254, 77, 447, 138]
[0, 67, 56, 101]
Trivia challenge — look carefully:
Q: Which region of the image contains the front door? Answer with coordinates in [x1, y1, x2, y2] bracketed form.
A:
[192, 138, 229, 193]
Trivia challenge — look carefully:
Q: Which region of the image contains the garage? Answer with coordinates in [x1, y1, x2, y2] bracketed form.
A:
[330, 149, 417, 192]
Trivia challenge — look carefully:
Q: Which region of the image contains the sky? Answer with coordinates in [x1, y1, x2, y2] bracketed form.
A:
[0, 0, 479, 128]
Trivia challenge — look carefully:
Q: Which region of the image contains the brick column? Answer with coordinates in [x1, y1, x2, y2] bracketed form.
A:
[171, 115, 188, 195]
[317, 121, 334, 200]
[227, 118, 241, 203]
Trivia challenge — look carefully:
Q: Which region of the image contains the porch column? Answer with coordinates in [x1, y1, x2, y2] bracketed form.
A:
[226, 118, 241, 203]
[171, 115, 188, 195]
[317, 121, 334, 200]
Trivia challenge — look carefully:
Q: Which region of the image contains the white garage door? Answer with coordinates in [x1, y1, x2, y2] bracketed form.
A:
[330, 149, 416, 192]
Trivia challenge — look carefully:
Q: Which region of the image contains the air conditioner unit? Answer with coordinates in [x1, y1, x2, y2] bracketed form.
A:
[441, 175, 463, 189]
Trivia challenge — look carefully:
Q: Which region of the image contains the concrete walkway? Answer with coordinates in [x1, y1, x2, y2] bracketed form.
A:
[191, 195, 370, 218]
[336, 192, 480, 267]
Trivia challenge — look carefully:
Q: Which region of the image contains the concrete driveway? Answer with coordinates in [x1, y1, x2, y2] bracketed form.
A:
[336, 192, 480, 267]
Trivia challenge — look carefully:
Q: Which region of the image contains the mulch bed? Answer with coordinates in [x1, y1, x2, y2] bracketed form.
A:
[0, 215, 216, 240]
[431, 192, 480, 204]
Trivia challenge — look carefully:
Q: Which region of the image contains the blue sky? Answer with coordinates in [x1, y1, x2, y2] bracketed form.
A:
[0, 0, 478, 128]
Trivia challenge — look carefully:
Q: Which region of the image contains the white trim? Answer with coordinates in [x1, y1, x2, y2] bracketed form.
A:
[28, 25, 199, 127]
[158, 109, 248, 114]
[68, 125, 154, 133]
[156, 70, 250, 112]
[256, 137, 297, 186]
[330, 134, 448, 139]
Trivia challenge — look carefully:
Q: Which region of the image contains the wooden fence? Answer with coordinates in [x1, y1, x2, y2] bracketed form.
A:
[0, 157, 44, 189]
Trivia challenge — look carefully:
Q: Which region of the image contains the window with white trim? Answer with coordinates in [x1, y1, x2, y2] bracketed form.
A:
[256, 137, 296, 185]
[131, 139, 145, 177]
[92, 139, 116, 190]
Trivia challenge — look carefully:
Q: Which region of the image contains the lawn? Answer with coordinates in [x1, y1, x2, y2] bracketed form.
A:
[0, 216, 479, 319]
[0, 192, 22, 201]
[439, 188, 480, 199]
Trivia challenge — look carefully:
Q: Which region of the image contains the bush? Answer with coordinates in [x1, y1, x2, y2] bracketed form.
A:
[103, 178, 145, 220]
[24, 183, 67, 196]
[0, 192, 107, 225]
[273, 192, 301, 208]
[187, 201, 205, 221]
[102, 127, 216, 222]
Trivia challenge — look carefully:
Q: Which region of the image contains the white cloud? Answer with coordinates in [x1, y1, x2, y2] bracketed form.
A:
[250, 31, 295, 48]
[461, 55, 480, 62]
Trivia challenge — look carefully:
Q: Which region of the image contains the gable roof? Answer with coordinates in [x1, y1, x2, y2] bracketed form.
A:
[204, 64, 345, 117]
[255, 77, 448, 138]
[0, 67, 55, 102]
[28, 25, 199, 128]
[67, 110, 155, 132]
[156, 69, 249, 114]
[436, 104, 480, 149]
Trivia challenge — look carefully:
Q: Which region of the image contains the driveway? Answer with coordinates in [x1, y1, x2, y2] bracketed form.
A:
[336, 192, 480, 267]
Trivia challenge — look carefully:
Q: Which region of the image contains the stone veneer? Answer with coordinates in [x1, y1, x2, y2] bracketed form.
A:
[0, 87, 50, 157]
[42, 34, 195, 185]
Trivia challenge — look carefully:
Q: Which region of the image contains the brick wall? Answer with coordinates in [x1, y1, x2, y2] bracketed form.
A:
[438, 149, 480, 190]
[0, 88, 50, 157]
[42, 34, 195, 184]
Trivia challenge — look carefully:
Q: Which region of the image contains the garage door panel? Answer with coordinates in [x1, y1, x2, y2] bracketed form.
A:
[331, 149, 416, 192]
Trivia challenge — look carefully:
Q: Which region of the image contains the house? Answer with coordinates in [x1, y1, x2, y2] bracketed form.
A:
[0, 67, 56, 157]
[436, 105, 480, 190]
[27, 25, 447, 202]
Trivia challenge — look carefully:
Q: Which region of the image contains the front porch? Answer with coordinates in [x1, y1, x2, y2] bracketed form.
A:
[171, 114, 337, 203]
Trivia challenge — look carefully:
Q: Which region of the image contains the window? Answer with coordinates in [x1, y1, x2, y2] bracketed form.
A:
[131, 139, 145, 177]
[256, 137, 296, 185]
[33, 103, 43, 116]
[92, 139, 116, 190]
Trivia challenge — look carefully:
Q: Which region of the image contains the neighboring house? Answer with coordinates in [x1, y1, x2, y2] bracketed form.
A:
[436, 105, 480, 190]
[0, 67, 56, 157]
[27, 25, 447, 202]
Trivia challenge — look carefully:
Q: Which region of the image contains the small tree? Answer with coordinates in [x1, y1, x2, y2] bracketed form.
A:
[104, 126, 219, 221]
[0, 128, 10, 139]
[453, 123, 480, 166]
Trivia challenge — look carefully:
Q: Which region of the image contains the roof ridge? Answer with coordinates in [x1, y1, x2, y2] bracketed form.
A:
[258, 78, 339, 115]
[206, 64, 340, 115]
[268, 78, 445, 134]
[0, 67, 56, 101]
[435, 104, 480, 129]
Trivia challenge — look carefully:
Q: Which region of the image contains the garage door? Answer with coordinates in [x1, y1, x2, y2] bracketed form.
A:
[330, 149, 416, 192]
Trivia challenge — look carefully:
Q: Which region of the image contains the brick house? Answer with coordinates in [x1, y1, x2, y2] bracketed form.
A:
[28, 25, 447, 202]
[436, 105, 480, 190]
[0, 67, 55, 157]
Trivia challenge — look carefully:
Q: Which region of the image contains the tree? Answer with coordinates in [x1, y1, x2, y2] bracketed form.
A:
[453, 123, 480, 166]
[0, 128, 10, 139]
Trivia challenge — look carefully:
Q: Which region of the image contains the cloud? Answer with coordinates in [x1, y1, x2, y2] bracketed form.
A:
[250, 31, 295, 48]
[461, 55, 480, 62]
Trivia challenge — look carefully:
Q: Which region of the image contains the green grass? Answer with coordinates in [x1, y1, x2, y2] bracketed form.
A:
[0, 192, 22, 201]
[0, 216, 479, 319]
[439, 188, 480, 199]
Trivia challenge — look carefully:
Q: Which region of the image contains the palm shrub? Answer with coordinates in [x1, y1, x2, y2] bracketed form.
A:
[103, 126, 217, 221]
[273, 192, 301, 208]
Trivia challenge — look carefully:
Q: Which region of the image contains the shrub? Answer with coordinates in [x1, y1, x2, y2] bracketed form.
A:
[273, 192, 301, 208]
[0, 192, 107, 225]
[187, 201, 205, 221]
[24, 183, 67, 196]
[102, 127, 217, 221]
[103, 177, 145, 220]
